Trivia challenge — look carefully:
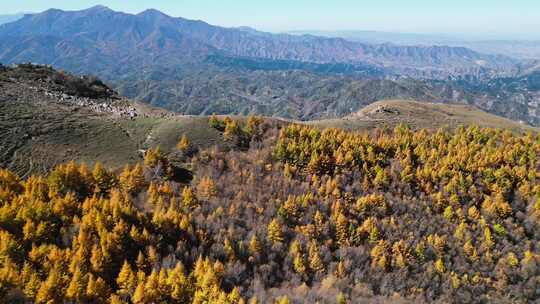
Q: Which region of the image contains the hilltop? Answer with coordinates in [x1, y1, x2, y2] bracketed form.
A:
[0, 64, 229, 176]
[310, 100, 538, 131]
[0, 13, 25, 25]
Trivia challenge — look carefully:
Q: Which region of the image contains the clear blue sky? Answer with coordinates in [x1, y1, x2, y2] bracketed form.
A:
[3, 0, 540, 39]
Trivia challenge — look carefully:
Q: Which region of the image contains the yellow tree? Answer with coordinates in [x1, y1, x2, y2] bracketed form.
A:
[209, 113, 223, 129]
[119, 164, 146, 195]
[248, 235, 262, 257]
[144, 147, 165, 168]
[90, 244, 105, 274]
[337, 292, 347, 304]
[86, 273, 109, 303]
[370, 240, 390, 271]
[293, 254, 307, 276]
[143, 270, 163, 303]
[35, 268, 65, 304]
[435, 259, 446, 274]
[308, 242, 325, 274]
[109, 294, 126, 304]
[223, 119, 241, 142]
[245, 115, 264, 140]
[66, 267, 87, 302]
[276, 296, 291, 304]
[335, 260, 347, 278]
[92, 162, 116, 194]
[21, 263, 41, 299]
[168, 262, 192, 303]
[267, 219, 284, 244]
[177, 134, 191, 151]
[182, 186, 199, 208]
[132, 281, 146, 304]
[197, 176, 217, 200]
[0, 261, 18, 300]
[335, 213, 349, 246]
[116, 261, 136, 299]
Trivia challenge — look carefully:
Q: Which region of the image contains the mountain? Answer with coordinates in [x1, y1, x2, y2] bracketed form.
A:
[0, 13, 25, 25]
[1, 6, 540, 127]
[114, 66, 540, 126]
[1, 64, 540, 304]
[289, 30, 461, 46]
[0, 6, 517, 77]
[2, 64, 536, 176]
[460, 40, 540, 60]
[290, 30, 540, 60]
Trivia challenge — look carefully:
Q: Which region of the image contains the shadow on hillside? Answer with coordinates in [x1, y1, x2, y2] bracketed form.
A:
[169, 166, 193, 184]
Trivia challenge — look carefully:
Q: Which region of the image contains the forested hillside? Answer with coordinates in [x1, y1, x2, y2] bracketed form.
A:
[0, 117, 538, 303]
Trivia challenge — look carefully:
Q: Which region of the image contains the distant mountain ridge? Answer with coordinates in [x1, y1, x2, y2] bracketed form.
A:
[290, 30, 540, 60]
[0, 6, 519, 78]
[1, 6, 540, 126]
[0, 13, 25, 25]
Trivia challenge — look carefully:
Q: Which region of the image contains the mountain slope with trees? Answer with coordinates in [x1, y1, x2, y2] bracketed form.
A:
[0, 116, 538, 303]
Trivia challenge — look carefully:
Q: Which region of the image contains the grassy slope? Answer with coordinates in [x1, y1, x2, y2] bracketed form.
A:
[0, 100, 224, 177]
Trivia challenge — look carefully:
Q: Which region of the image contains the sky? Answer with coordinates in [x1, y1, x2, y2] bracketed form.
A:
[3, 0, 540, 39]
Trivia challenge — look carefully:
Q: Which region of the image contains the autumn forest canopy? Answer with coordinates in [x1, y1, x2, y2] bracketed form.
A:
[0, 117, 539, 303]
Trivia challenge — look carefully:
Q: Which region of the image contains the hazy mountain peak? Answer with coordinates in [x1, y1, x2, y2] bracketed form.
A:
[137, 8, 170, 18]
[40, 8, 64, 14]
[235, 26, 259, 33]
[1, 5, 535, 127]
[85, 5, 113, 12]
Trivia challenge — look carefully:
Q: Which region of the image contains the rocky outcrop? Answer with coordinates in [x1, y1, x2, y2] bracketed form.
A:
[0, 64, 139, 119]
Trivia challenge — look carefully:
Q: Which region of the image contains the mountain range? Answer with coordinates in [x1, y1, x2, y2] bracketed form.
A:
[289, 30, 540, 60]
[0, 6, 518, 76]
[0, 6, 539, 126]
